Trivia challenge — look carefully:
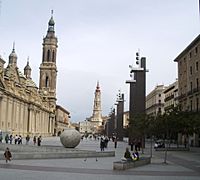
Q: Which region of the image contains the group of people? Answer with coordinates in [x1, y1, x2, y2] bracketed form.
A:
[100, 136, 109, 151]
[0, 134, 42, 146]
[2, 135, 42, 163]
[123, 147, 139, 161]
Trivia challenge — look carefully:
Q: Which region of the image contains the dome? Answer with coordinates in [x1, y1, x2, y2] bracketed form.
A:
[9, 49, 17, 59]
[48, 16, 55, 26]
[24, 61, 31, 71]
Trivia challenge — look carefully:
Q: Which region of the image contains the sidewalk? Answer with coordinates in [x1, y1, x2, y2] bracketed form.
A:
[0, 137, 200, 180]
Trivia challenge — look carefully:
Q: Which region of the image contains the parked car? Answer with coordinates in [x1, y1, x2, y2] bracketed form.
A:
[154, 140, 165, 149]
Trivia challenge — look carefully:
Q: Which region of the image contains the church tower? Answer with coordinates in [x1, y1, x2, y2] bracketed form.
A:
[39, 11, 58, 110]
[91, 81, 102, 125]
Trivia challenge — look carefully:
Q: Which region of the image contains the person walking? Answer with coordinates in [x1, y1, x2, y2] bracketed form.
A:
[14, 135, 18, 144]
[5, 134, 9, 144]
[114, 137, 117, 149]
[9, 134, 13, 144]
[100, 137, 105, 151]
[26, 134, 30, 145]
[4, 147, 12, 163]
[33, 136, 36, 145]
[37, 136, 42, 146]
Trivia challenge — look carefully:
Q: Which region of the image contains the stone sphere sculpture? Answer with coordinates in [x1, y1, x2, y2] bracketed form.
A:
[60, 128, 81, 148]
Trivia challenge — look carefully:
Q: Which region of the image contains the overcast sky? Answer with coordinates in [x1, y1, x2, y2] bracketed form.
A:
[0, 0, 199, 122]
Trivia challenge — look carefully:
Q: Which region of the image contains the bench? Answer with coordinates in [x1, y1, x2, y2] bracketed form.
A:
[113, 157, 151, 170]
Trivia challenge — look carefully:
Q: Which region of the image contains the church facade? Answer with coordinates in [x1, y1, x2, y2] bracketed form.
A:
[0, 14, 68, 137]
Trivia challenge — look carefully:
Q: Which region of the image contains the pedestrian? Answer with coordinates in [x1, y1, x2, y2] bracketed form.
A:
[5, 134, 9, 144]
[33, 136, 36, 145]
[100, 137, 105, 151]
[0, 134, 2, 143]
[26, 134, 30, 145]
[4, 147, 12, 163]
[37, 136, 42, 146]
[114, 137, 117, 148]
[14, 135, 18, 144]
[9, 134, 13, 144]
[18, 135, 22, 144]
[124, 147, 132, 161]
[132, 150, 139, 161]
[130, 139, 134, 151]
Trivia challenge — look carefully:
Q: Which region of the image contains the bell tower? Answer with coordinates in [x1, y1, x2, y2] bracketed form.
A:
[39, 11, 58, 110]
[91, 81, 103, 125]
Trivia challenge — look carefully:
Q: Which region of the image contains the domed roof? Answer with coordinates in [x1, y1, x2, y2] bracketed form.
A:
[48, 16, 55, 26]
[9, 48, 17, 59]
[24, 60, 31, 71]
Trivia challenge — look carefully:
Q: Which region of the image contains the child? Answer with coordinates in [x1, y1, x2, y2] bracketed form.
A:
[4, 147, 12, 163]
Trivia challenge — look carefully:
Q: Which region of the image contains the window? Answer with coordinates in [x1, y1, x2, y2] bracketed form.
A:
[190, 66, 192, 75]
[195, 47, 198, 54]
[47, 50, 50, 62]
[52, 50, 55, 62]
[196, 98, 199, 112]
[42, 51, 45, 62]
[190, 82, 193, 92]
[45, 76, 49, 87]
[189, 52, 192, 58]
[158, 100, 161, 104]
[158, 94, 161, 97]
[197, 78, 199, 90]
[196, 62, 199, 71]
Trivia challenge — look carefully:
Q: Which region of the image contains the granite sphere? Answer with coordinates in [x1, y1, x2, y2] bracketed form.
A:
[60, 128, 81, 148]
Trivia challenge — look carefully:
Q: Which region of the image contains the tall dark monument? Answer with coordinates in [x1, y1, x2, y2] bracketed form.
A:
[105, 108, 115, 138]
[115, 92, 124, 141]
[126, 52, 147, 139]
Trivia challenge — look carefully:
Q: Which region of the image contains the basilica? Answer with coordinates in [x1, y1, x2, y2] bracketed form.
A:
[0, 14, 70, 137]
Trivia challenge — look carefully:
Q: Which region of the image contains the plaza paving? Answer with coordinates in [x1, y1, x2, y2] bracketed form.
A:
[0, 137, 200, 180]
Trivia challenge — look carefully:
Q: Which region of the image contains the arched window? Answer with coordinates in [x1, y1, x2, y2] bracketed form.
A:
[47, 50, 50, 62]
[42, 51, 45, 62]
[52, 50, 55, 62]
[45, 76, 49, 87]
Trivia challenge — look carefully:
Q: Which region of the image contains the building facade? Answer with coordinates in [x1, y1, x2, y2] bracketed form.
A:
[55, 105, 71, 136]
[163, 80, 179, 112]
[174, 34, 200, 146]
[174, 35, 200, 112]
[0, 14, 69, 137]
[146, 85, 165, 116]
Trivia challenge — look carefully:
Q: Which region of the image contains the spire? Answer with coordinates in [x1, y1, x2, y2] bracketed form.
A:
[12, 42, 15, 52]
[96, 81, 100, 92]
[24, 57, 32, 79]
[9, 42, 17, 66]
[47, 10, 55, 33]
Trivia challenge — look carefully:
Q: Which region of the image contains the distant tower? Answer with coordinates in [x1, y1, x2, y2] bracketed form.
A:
[39, 11, 58, 109]
[91, 81, 102, 125]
